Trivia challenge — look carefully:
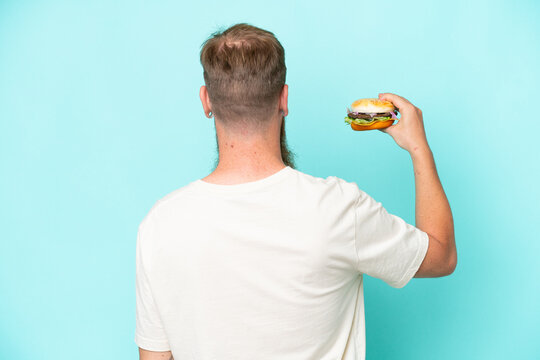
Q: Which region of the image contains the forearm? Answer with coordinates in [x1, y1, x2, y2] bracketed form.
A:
[376, 92, 457, 276]
[411, 147, 456, 262]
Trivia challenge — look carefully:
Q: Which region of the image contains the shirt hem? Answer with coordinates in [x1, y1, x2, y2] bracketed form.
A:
[390, 230, 429, 288]
[135, 333, 171, 352]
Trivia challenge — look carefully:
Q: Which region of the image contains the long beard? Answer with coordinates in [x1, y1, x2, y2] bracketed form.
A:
[279, 116, 296, 168]
[212, 116, 296, 171]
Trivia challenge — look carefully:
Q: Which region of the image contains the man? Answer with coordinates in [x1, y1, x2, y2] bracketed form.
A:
[135, 23, 456, 360]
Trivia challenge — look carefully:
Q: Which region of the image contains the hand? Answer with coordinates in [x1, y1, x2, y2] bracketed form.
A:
[378, 93, 430, 154]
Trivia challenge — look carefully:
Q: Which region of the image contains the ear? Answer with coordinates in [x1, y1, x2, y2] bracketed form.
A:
[279, 84, 289, 117]
[199, 85, 212, 118]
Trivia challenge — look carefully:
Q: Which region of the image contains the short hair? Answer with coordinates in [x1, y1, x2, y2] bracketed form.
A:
[200, 23, 286, 130]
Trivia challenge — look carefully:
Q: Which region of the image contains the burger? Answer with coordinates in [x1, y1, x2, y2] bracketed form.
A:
[344, 98, 398, 131]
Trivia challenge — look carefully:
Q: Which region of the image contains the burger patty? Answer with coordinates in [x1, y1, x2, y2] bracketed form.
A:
[347, 112, 393, 119]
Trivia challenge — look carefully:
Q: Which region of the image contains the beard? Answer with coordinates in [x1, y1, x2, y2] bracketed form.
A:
[279, 116, 296, 169]
[212, 116, 296, 171]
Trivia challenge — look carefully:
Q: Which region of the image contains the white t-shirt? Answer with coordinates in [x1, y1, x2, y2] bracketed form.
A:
[135, 165, 429, 359]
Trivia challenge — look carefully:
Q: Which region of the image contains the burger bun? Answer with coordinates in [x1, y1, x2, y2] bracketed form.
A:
[350, 98, 396, 113]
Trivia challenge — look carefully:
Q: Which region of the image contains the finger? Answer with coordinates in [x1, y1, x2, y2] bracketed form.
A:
[378, 93, 412, 112]
[379, 123, 398, 136]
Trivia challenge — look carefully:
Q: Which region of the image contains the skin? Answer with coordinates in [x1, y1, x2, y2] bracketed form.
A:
[138, 90, 456, 359]
[378, 92, 457, 277]
[138, 348, 173, 360]
[198, 84, 290, 184]
[210, 113, 295, 173]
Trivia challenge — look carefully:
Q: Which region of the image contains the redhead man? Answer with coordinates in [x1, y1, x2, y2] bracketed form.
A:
[135, 23, 456, 360]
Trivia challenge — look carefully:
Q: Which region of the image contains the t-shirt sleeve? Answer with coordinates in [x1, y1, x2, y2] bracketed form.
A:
[135, 228, 171, 351]
[353, 186, 429, 288]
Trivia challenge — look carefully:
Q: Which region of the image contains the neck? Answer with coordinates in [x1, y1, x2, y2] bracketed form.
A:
[205, 116, 286, 184]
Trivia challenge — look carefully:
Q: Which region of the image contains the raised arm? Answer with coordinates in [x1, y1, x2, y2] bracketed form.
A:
[378, 93, 457, 277]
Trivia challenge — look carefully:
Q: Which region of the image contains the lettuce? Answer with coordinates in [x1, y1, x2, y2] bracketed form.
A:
[344, 116, 391, 125]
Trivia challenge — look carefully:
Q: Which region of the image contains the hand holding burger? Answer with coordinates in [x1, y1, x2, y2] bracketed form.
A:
[344, 98, 398, 131]
[377, 93, 429, 154]
[344, 93, 430, 156]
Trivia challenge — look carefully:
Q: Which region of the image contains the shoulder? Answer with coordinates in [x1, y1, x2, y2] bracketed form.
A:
[294, 168, 358, 188]
[138, 181, 199, 230]
[291, 168, 362, 200]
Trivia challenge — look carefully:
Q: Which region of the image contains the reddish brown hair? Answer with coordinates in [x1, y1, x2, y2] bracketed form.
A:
[200, 23, 286, 130]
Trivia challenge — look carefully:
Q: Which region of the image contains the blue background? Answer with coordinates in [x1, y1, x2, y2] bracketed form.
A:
[1, 0, 539, 359]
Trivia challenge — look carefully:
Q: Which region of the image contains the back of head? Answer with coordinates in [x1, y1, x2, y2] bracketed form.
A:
[200, 23, 286, 132]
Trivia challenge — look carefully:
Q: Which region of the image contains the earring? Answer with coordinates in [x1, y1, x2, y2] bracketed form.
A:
[208, 111, 213, 118]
